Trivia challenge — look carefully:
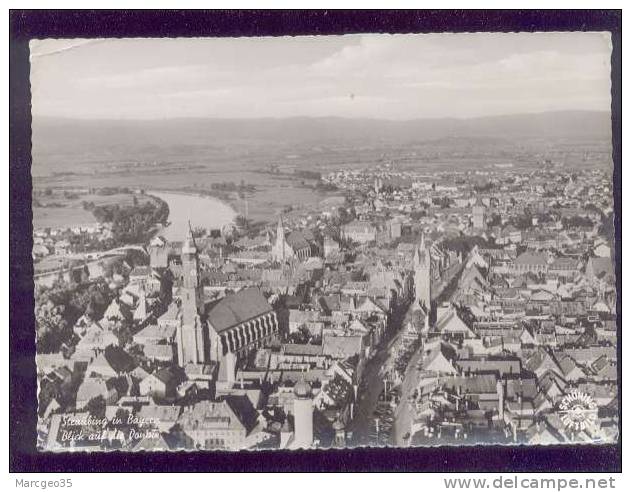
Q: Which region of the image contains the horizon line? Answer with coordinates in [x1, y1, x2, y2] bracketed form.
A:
[31, 108, 611, 124]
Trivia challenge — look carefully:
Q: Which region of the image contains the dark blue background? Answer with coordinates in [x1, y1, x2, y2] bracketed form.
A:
[9, 9, 622, 473]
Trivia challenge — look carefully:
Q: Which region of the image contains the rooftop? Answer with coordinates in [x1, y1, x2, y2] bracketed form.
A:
[206, 288, 273, 333]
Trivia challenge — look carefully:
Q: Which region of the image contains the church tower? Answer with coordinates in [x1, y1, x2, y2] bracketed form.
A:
[182, 223, 201, 292]
[413, 234, 432, 314]
[472, 197, 486, 230]
[274, 215, 287, 262]
[177, 223, 206, 366]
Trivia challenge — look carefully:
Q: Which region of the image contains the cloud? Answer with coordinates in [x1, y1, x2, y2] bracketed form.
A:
[77, 64, 233, 91]
[30, 34, 613, 120]
[309, 36, 400, 74]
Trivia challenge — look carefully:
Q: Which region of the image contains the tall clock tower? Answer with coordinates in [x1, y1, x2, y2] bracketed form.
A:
[177, 224, 206, 365]
[413, 233, 432, 314]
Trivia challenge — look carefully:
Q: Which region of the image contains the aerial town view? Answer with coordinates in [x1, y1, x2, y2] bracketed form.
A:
[30, 33, 618, 451]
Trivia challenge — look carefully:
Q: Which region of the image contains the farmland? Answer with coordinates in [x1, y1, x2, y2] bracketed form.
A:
[32, 189, 158, 230]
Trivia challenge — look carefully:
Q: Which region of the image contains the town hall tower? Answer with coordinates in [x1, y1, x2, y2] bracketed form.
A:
[413, 234, 432, 314]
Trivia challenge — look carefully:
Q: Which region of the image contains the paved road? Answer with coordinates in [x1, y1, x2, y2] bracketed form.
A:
[391, 257, 470, 446]
[349, 303, 408, 446]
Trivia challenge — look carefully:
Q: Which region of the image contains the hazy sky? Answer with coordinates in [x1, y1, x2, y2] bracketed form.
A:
[30, 33, 612, 120]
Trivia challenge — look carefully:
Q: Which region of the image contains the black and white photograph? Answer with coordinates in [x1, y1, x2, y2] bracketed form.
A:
[9, 9, 622, 474]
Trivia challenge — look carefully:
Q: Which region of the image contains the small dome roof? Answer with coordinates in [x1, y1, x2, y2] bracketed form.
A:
[294, 379, 311, 398]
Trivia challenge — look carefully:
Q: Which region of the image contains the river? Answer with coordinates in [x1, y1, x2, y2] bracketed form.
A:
[148, 190, 237, 241]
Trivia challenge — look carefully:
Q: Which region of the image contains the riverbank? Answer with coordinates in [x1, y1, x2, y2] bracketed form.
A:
[147, 190, 237, 241]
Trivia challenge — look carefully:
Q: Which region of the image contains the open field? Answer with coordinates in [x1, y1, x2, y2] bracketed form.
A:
[32, 191, 156, 230]
[33, 205, 95, 230]
[33, 167, 333, 225]
[31, 113, 613, 225]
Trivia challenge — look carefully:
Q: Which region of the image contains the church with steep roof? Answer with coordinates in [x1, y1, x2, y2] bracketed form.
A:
[272, 216, 312, 262]
[174, 224, 279, 382]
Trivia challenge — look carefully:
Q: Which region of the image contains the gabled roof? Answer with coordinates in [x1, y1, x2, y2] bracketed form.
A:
[281, 343, 324, 356]
[225, 395, 260, 433]
[93, 346, 137, 374]
[591, 354, 610, 373]
[456, 357, 521, 377]
[149, 366, 183, 386]
[178, 395, 260, 436]
[588, 257, 614, 278]
[323, 335, 363, 359]
[133, 432, 171, 451]
[130, 266, 152, 277]
[134, 323, 176, 342]
[447, 374, 498, 395]
[206, 288, 273, 333]
[424, 343, 458, 374]
[319, 295, 341, 313]
[159, 302, 181, 322]
[435, 309, 476, 337]
[288, 310, 322, 324]
[348, 318, 369, 333]
[538, 372, 567, 395]
[505, 377, 538, 400]
[556, 355, 583, 377]
[356, 296, 386, 313]
[143, 344, 174, 361]
[530, 289, 556, 302]
[286, 231, 310, 251]
[525, 349, 563, 377]
[550, 257, 579, 269]
[515, 252, 548, 266]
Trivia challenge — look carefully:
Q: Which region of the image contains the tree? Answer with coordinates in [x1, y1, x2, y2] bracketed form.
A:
[512, 211, 533, 230]
[35, 278, 114, 353]
[112, 320, 133, 348]
[338, 207, 352, 224]
[36, 302, 70, 353]
[598, 212, 615, 243]
[287, 326, 312, 345]
[440, 235, 491, 256]
[486, 213, 502, 228]
[85, 395, 106, 418]
[410, 210, 427, 220]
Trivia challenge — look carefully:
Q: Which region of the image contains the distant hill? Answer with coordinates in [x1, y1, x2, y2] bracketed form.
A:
[32, 110, 612, 152]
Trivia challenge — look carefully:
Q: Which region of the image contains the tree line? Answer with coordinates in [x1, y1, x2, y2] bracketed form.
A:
[88, 198, 169, 245]
[36, 278, 115, 354]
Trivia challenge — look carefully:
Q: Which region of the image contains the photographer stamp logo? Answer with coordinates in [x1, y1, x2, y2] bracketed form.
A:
[559, 390, 599, 432]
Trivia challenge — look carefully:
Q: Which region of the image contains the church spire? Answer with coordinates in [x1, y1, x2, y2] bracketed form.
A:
[414, 233, 428, 268]
[183, 220, 197, 255]
[178, 220, 205, 366]
[277, 215, 285, 239]
[182, 221, 200, 291]
[276, 214, 286, 261]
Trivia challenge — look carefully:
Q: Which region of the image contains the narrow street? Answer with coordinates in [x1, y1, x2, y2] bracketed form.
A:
[348, 301, 408, 447]
[391, 256, 469, 446]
